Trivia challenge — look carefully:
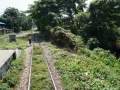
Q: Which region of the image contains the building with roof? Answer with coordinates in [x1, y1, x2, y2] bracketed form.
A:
[0, 22, 13, 34]
[0, 22, 5, 28]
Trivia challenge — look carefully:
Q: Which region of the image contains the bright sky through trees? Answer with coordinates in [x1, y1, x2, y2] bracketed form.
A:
[0, 0, 92, 15]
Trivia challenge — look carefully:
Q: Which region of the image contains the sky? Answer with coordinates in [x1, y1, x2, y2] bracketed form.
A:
[0, 0, 92, 15]
[0, 0, 36, 15]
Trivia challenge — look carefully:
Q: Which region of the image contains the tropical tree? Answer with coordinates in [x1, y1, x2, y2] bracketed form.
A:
[86, 0, 120, 50]
[19, 12, 33, 30]
[2, 7, 21, 32]
[29, 0, 59, 32]
[56, 0, 87, 19]
[73, 12, 90, 35]
[56, 0, 87, 30]
[28, 0, 87, 33]
[0, 7, 33, 32]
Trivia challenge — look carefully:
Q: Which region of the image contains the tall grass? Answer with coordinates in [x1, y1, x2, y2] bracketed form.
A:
[30, 46, 54, 90]
[0, 36, 28, 50]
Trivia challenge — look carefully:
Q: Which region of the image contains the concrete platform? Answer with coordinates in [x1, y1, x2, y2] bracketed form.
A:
[0, 50, 15, 68]
[0, 50, 15, 79]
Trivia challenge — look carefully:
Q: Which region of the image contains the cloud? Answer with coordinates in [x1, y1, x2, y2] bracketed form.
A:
[12, 2, 17, 5]
[0, 0, 35, 14]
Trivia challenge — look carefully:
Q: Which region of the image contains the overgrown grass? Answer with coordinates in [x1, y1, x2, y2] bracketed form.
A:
[46, 42, 120, 90]
[0, 34, 28, 89]
[0, 51, 26, 90]
[3, 51, 26, 88]
[30, 46, 54, 90]
[0, 36, 28, 50]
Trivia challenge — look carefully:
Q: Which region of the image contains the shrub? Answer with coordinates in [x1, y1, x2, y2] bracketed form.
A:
[86, 38, 99, 50]
[0, 83, 10, 90]
[48, 42, 120, 90]
[92, 48, 116, 66]
[50, 26, 84, 52]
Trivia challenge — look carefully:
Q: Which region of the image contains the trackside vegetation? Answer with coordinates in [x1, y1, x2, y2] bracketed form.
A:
[0, 35, 28, 50]
[30, 46, 54, 90]
[29, 0, 120, 58]
[0, 51, 26, 90]
[45, 42, 120, 90]
[0, 0, 120, 89]
[0, 35, 28, 89]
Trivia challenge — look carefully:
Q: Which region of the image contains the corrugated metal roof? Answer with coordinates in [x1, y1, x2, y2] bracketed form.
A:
[0, 22, 5, 25]
[0, 28, 12, 31]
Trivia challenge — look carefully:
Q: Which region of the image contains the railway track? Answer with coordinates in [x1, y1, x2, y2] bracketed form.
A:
[1, 31, 63, 90]
[26, 33, 63, 90]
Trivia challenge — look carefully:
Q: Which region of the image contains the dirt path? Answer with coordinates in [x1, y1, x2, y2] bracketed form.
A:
[17, 46, 32, 90]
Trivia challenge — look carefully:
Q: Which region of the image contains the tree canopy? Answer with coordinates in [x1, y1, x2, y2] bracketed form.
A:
[28, 0, 86, 32]
[0, 7, 32, 32]
[28, 0, 120, 53]
[88, 0, 120, 50]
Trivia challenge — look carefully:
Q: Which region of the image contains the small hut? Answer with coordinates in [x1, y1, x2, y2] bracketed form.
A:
[0, 22, 13, 34]
[0, 22, 5, 28]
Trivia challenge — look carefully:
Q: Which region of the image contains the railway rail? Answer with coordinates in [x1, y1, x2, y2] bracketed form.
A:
[27, 32, 63, 90]
[1, 31, 63, 90]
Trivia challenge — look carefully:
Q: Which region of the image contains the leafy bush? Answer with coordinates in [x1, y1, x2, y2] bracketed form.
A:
[86, 38, 99, 50]
[0, 83, 11, 90]
[92, 48, 116, 66]
[47, 42, 120, 90]
[50, 26, 84, 52]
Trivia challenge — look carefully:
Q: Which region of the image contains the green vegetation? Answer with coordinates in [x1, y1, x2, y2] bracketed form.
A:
[0, 35, 28, 50]
[28, 0, 86, 31]
[49, 26, 84, 51]
[46, 42, 120, 90]
[0, 0, 120, 89]
[0, 34, 28, 89]
[30, 46, 54, 90]
[0, 7, 33, 32]
[35, 1, 120, 88]
[28, 0, 120, 56]
[2, 51, 26, 89]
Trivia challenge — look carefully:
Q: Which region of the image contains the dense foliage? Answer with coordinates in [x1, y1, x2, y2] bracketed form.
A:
[28, 0, 86, 32]
[74, 0, 120, 51]
[0, 7, 33, 32]
[88, 0, 120, 50]
[47, 42, 120, 90]
[49, 26, 84, 52]
[29, 0, 120, 55]
[0, 0, 120, 89]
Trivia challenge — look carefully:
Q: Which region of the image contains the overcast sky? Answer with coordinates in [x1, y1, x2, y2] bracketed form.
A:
[0, 0, 92, 15]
